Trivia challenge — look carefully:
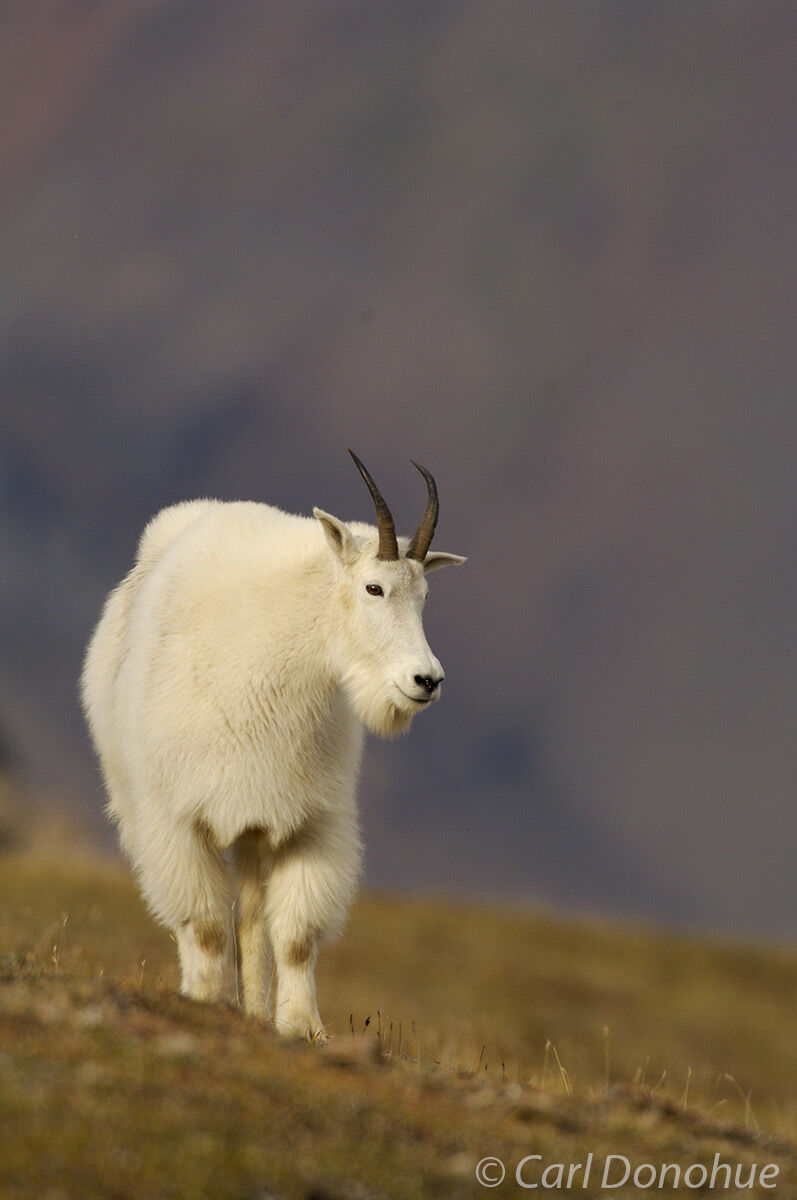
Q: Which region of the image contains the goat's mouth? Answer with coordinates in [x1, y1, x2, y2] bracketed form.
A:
[397, 687, 434, 707]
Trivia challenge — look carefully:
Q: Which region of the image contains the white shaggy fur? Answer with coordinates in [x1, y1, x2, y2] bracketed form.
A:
[81, 493, 464, 1040]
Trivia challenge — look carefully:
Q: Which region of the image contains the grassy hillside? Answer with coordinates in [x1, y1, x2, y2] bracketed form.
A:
[0, 851, 794, 1199]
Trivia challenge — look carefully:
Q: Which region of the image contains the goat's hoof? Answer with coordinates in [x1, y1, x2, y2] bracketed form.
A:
[274, 1015, 327, 1045]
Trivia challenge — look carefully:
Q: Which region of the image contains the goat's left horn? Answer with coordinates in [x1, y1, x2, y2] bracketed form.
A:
[405, 461, 439, 561]
[348, 448, 399, 560]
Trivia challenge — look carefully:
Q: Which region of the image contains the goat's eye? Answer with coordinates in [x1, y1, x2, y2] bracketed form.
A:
[365, 584, 384, 597]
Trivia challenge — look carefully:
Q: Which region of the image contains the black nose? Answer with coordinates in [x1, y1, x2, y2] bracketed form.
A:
[414, 674, 441, 695]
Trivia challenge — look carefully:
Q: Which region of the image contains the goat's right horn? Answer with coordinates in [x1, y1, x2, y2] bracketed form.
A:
[348, 449, 399, 560]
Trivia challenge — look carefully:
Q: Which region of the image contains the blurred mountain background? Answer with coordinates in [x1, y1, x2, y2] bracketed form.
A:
[0, 2, 794, 935]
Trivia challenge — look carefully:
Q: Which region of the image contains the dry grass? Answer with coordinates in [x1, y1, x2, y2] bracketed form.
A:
[0, 850, 794, 1199]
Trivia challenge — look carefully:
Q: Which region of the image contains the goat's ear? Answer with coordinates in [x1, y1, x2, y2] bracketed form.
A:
[314, 508, 358, 565]
[423, 551, 467, 572]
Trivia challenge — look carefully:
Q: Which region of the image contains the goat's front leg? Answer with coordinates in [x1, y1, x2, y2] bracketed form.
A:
[266, 808, 361, 1042]
[140, 819, 234, 1003]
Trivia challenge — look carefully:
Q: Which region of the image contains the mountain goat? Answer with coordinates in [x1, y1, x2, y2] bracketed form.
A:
[81, 450, 464, 1041]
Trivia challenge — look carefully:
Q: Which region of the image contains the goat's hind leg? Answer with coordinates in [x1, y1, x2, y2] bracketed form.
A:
[232, 828, 273, 1017]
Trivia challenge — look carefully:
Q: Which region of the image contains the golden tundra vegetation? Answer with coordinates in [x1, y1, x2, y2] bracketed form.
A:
[0, 847, 794, 1200]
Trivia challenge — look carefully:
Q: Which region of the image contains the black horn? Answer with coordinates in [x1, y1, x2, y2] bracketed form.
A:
[348, 449, 399, 560]
[406, 461, 439, 561]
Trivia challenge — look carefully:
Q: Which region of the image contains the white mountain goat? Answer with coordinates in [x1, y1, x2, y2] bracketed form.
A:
[81, 450, 465, 1040]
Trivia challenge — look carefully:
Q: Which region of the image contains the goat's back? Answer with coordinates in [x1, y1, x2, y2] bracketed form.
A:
[80, 501, 217, 822]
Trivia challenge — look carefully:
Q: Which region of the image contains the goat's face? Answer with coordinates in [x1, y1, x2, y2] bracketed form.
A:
[314, 508, 464, 737]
